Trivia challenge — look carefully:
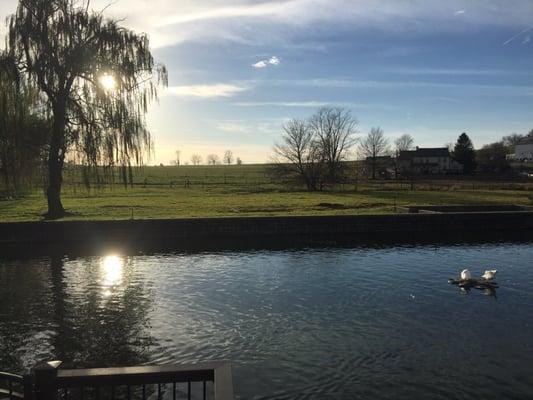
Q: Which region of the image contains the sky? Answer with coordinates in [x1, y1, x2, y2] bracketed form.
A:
[1, 0, 533, 164]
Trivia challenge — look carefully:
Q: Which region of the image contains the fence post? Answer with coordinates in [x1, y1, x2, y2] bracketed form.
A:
[33, 361, 62, 400]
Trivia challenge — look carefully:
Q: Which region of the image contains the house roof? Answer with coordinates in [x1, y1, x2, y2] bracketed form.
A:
[365, 155, 392, 161]
[517, 134, 533, 145]
[399, 147, 450, 159]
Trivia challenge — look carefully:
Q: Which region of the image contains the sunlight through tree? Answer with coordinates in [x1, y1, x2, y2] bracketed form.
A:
[6, 0, 167, 218]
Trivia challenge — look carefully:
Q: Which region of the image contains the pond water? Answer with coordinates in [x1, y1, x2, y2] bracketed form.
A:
[1, 241, 533, 399]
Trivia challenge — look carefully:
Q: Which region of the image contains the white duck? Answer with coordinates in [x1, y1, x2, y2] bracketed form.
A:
[481, 269, 498, 280]
[460, 269, 472, 280]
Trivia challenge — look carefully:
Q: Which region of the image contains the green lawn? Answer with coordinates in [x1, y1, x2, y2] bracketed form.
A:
[1, 183, 531, 222]
[2, 164, 532, 222]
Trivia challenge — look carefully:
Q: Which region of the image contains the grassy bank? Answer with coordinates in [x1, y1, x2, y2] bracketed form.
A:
[1, 164, 532, 222]
[1, 186, 532, 222]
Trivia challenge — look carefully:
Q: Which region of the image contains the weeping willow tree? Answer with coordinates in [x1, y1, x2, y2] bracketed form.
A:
[6, 0, 168, 218]
[0, 52, 49, 192]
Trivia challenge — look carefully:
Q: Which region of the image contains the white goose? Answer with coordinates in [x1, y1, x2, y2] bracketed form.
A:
[481, 269, 498, 281]
[460, 269, 472, 280]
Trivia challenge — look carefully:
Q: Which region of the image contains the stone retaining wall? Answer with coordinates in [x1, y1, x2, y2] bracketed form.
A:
[1, 212, 532, 247]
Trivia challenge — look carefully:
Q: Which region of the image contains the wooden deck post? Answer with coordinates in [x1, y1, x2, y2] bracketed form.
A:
[33, 361, 62, 400]
[23, 374, 34, 400]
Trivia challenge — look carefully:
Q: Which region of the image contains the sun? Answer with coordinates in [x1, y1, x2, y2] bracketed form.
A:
[99, 73, 116, 91]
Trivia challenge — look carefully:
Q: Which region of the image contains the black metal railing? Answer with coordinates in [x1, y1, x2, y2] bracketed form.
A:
[3, 361, 233, 400]
[0, 372, 25, 400]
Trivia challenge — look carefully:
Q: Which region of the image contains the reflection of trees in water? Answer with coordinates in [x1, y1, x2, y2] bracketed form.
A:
[50, 255, 155, 368]
[0, 255, 155, 373]
[0, 259, 55, 372]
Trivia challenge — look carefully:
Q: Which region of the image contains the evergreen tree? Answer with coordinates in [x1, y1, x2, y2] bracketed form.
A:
[453, 133, 476, 174]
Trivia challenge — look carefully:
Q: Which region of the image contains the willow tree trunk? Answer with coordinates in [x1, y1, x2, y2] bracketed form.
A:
[46, 103, 66, 218]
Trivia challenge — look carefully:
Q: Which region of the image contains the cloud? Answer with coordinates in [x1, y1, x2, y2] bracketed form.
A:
[387, 67, 533, 76]
[268, 56, 280, 65]
[235, 101, 330, 107]
[261, 78, 533, 97]
[59, 0, 533, 48]
[233, 101, 388, 109]
[216, 121, 251, 133]
[215, 119, 284, 135]
[503, 25, 533, 46]
[252, 56, 281, 69]
[2, 0, 533, 49]
[164, 83, 248, 98]
[2, 0, 531, 49]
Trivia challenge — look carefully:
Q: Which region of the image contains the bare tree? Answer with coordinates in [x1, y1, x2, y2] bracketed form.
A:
[502, 133, 524, 149]
[170, 150, 181, 166]
[206, 154, 220, 165]
[359, 127, 389, 179]
[273, 119, 325, 191]
[393, 134, 414, 178]
[223, 150, 234, 165]
[394, 134, 414, 153]
[308, 107, 358, 182]
[236, 157, 243, 165]
[191, 154, 202, 165]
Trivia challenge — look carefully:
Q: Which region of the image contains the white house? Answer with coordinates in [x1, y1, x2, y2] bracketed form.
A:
[398, 147, 463, 175]
[515, 134, 533, 160]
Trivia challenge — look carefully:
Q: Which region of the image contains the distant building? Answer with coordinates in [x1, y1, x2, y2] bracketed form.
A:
[365, 155, 395, 178]
[514, 134, 533, 160]
[398, 147, 462, 175]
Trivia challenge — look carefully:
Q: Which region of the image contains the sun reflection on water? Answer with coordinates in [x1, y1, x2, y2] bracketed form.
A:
[101, 255, 123, 296]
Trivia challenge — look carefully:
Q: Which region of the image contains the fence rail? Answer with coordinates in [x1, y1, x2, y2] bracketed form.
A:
[2, 361, 233, 400]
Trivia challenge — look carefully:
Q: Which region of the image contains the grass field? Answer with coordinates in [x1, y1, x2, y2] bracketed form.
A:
[1, 164, 532, 222]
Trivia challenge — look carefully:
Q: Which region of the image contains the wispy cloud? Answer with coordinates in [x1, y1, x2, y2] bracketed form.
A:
[164, 84, 248, 98]
[76, 0, 533, 48]
[1, 0, 526, 48]
[156, 2, 285, 27]
[235, 101, 331, 107]
[233, 101, 388, 109]
[503, 24, 533, 46]
[215, 119, 284, 135]
[216, 121, 251, 133]
[252, 56, 281, 69]
[261, 78, 533, 97]
[387, 67, 533, 76]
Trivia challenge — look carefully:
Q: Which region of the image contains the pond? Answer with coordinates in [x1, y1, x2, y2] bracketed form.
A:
[1, 240, 533, 399]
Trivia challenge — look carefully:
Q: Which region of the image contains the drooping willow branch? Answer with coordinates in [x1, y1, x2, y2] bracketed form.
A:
[6, 0, 168, 193]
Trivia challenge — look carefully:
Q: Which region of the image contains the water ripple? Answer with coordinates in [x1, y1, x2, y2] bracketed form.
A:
[1, 243, 533, 398]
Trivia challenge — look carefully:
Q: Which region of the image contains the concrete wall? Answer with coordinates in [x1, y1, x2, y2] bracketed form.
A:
[1, 212, 532, 248]
[398, 205, 533, 213]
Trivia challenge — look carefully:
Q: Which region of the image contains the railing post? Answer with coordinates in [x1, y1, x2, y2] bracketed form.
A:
[214, 363, 234, 400]
[23, 374, 34, 400]
[33, 361, 62, 400]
